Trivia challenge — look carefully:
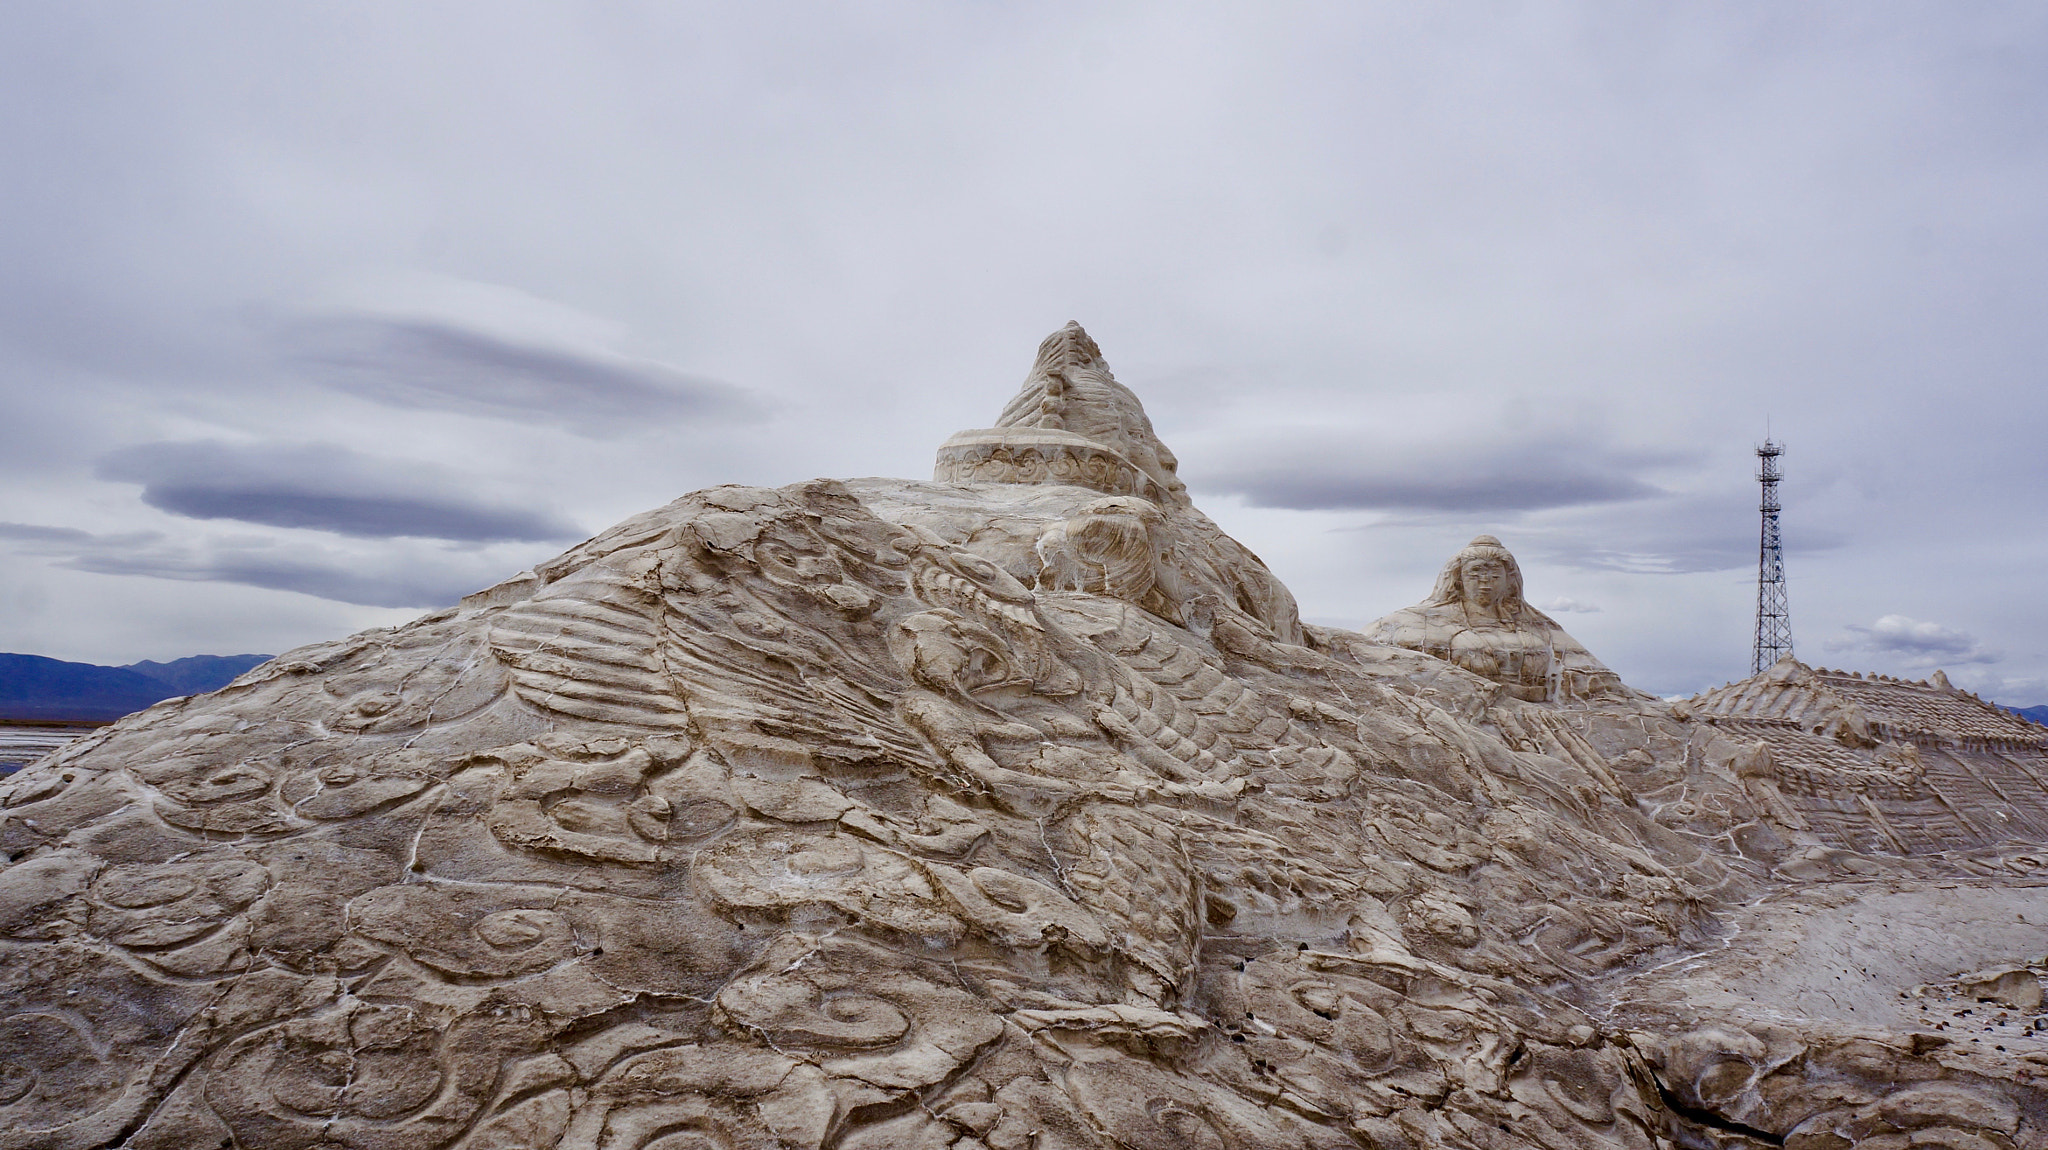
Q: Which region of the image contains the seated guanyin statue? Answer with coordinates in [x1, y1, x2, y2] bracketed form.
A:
[1363, 535, 1628, 702]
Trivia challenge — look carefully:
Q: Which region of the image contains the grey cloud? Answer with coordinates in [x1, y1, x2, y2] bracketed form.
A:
[1828, 614, 2002, 666]
[96, 441, 584, 543]
[1329, 485, 1770, 575]
[1536, 533, 1756, 577]
[1194, 430, 1670, 513]
[1331, 482, 1850, 578]
[1950, 669, 2045, 703]
[282, 314, 762, 434]
[0, 521, 166, 549]
[1516, 491, 1848, 576]
[1221, 469, 1655, 513]
[0, 519, 515, 609]
[66, 549, 481, 610]
[0, 522, 101, 545]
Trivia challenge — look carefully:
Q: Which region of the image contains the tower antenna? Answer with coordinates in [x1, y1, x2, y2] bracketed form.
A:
[1752, 438, 1793, 672]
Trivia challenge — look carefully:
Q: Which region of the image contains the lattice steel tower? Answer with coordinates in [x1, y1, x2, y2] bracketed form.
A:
[1752, 439, 1793, 672]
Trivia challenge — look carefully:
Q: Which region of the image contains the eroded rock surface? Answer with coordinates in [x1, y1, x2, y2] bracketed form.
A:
[3, 325, 2048, 1149]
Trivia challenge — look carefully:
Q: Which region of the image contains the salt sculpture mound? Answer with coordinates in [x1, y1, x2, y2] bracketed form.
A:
[4, 324, 2048, 1149]
[1363, 534, 1632, 703]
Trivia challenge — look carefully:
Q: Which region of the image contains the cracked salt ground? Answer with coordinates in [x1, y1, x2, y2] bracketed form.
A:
[5, 324, 2048, 1149]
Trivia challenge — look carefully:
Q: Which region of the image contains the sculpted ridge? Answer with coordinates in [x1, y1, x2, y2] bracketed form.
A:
[2, 325, 2048, 1149]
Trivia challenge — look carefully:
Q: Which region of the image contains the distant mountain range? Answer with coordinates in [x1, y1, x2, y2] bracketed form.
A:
[0, 653, 272, 722]
[2007, 704, 2048, 727]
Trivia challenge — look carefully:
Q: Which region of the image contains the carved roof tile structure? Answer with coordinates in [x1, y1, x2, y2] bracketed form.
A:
[1692, 656, 2048, 748]
[1685, 656, 2048, 857]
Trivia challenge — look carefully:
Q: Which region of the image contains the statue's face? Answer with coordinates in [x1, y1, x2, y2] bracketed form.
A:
[1459, 556, 1509, 609]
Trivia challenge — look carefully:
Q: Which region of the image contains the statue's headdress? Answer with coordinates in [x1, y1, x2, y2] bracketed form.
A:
[1424, 535, 1526, 614]
[934, 322, 1188, 506]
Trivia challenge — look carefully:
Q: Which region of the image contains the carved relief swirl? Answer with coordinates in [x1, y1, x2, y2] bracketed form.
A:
[571, 1043, 801, 1150]
[713, 934, 1002, 1092]
[0, 1011, 133, 1141]
[347, 884, 579, 979]
[206, 1003, 538, 1150]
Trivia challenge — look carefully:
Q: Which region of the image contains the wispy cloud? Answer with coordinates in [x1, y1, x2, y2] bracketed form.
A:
[68, 547, 487, 609]
[0, 522, 115, 545]
[96, 440, 585, 543]
[1192, 424, 1676, 514]
[273, 277, 763, 435]
[0, 519, 516, 609]
[1506, 490, 1849, 577]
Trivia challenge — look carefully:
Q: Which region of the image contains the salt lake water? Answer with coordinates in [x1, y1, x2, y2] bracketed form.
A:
[0, 725, 96, 773]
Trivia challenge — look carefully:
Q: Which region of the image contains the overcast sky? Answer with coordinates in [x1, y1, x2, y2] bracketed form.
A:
[4, 2, 2045, 702]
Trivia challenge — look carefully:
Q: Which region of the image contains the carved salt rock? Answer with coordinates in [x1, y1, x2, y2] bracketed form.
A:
[1687, 656, 2048, 853]
[1958, 966, 2045, 1011]
[1035, 495, 1186, 623]
[937, 321, 1188, 506]
[917, 320, 1304, 645]
[7, 325, 2048, 1149]
[1364, 534, 1631, 702]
